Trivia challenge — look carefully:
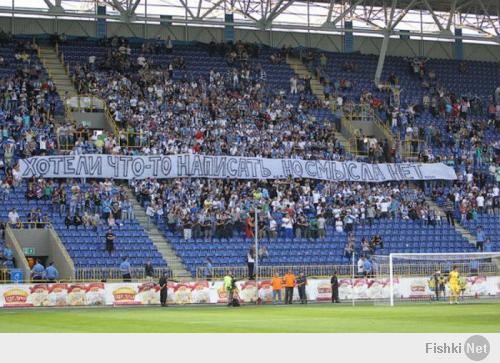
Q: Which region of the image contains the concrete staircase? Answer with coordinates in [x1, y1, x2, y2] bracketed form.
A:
[286, 56, 400, 157]
[286, 56, 350, 151]
[426, 198, 477, 247]
[38, 45, 78, 99]
[124, 187, 192, 279]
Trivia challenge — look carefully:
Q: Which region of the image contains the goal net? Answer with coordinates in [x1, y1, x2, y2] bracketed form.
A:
[371, 252, 500, 306]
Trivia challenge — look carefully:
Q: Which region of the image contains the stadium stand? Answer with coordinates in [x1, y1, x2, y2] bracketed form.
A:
[0, 35, 498, 280]
[0, 179, 168, 269]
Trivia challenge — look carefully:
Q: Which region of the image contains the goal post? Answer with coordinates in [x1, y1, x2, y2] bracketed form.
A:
[373, 252, 500, 306]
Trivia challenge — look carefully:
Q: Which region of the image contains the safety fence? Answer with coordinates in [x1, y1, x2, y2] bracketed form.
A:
[74, 267, 173, 282]
[196, 262, 499, 280]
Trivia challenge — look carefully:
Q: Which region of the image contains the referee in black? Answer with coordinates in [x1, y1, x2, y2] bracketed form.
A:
[331, 271, 340, 303]
[159, 272, 169, 307]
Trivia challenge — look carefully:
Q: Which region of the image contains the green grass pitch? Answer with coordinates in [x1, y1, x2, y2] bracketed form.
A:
[1, 303, 499, 333]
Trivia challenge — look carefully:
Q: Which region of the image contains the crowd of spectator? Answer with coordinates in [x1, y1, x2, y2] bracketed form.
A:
[1, 177, 135, 233]
[130, 176, 447, 244]
[0, 40, 60, 166]
[66, 39, 345, 160]
[0, 37, 497, 273]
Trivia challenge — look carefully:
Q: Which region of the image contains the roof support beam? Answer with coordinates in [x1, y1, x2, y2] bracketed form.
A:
[325, 0, 336, 24]
[422, 0, 444, 31]
[477, 0, 500, 35]
[200, 0, 225, 20]
[110, 0, 126, 14]
[266, 0, 294, 24]
[446, 0, 457, 30]
[375, 0, 398, 85]
[179, 0, 196, 19]
[196, 0, 203, 18]
[386, 0, 398, 29]
[130, 0, 141, 15]
[43, 0, 54, 10]
[331, 0, 365, 27]
[390, 0, 420, 30]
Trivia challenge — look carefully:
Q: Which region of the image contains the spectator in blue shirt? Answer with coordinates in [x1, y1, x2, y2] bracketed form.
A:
[204, 257, 213, 282]
[102, 198, 112, 220]
[45, 262, 59, 282]
[476, 226, 485, 252]
[31, 259, 45, 281]
[2, 246, 12, 260]
[484, 238, 492, 252]
[363, 258, 373, 278]
[120, 256, 131, 282]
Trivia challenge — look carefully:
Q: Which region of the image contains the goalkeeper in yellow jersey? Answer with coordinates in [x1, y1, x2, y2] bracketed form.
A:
[448, 266, 460, 304]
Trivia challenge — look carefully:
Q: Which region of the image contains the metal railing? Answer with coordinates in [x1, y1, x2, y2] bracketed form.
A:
[342, 103, 373, 123]
[65, 94, 105, 112]
[75, 267, 173, 282]
[196, 262, 499, 280]
[0, 267, 173, 284]
[340, 115, 357, 155]
[401, 138, 425, 159]
[57, 130, 91, 151]
[6, 221, 52, 229]
[57, 42, 119, 139]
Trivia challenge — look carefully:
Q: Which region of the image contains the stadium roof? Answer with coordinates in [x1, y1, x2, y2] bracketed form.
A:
[308, 0, 499, 17]
[0, 0, 498, 42]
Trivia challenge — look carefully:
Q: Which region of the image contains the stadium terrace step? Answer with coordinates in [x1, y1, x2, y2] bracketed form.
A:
[124, 186, 192, 279]
[286, 55, 351, 155]
[426, 198, 476, 247]
[38, 45, 78, 100]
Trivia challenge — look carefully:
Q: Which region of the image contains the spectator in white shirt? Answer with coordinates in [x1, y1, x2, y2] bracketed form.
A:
[282, 214, 294, 239]
[317, 215, 326, 239]
[269, 218, 277, 239]
[357, 256, 365, 277]
[8, 208, 19, 225]
[145, 204, 155, 230]
[335, 218, 343, 233]
[290, 76, 297, 94]
[476, 194, 485, 213]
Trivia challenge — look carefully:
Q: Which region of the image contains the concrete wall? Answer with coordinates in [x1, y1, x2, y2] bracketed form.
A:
[1, 16, 499, 62]
[351, 120, 390, 144]
[4, 226, 31, 281]
[72, 111, 108, 131]
[8, 227, 75, 281]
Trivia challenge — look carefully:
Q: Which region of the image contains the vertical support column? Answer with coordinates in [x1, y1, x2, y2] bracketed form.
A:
[269, 23, 273, 47]
[144, 0, 148, 39]
[306, 0, 311, 48]
[454, 27, 463, 60]
[160, 15, 172, 41]
[184, 4, 188, 41]
[343, 20, 353, 53]
[96, 5, 107, 39]
[389, 254, 394, 306]
[419, 9, 424, 57]
[374, 30, 390, 85]
[11, 0, 14, 34]
[224, 13, 235, 43]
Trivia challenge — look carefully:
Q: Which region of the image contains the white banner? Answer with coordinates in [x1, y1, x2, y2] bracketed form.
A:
[1, 276, 497, 308]
[19, 154, 457, 181]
